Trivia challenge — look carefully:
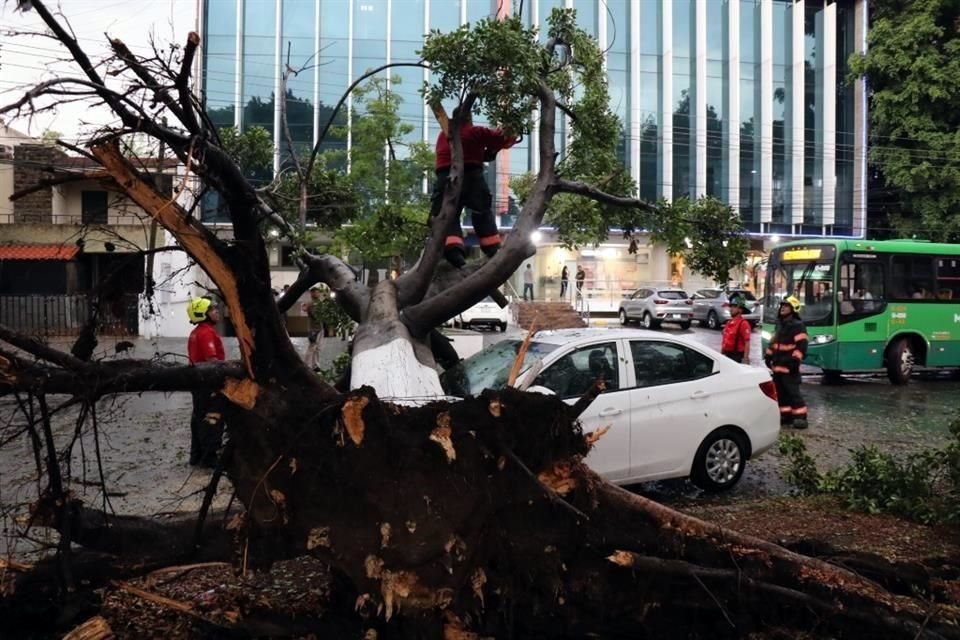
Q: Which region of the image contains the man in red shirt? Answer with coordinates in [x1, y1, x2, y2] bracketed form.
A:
[187, 297, 226, 468]
[720, 295, 752, 364]
[430, 108, 517, 268]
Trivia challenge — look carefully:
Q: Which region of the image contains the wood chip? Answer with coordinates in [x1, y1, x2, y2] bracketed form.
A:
[537, 461, 577, 495]
[606, 550, 635, 567]
[221, 377, 259, 410]
[62, 615, 114, 640]
[306, 526, 330, 550]
[585, 424, 612, 446]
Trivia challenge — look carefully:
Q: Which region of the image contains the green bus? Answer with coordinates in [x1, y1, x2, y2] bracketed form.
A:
[761, 238, 960, 384]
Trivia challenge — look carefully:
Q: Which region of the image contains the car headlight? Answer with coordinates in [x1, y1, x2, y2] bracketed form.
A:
[810, 334, 836, 345]
[761, 330, 772, 341]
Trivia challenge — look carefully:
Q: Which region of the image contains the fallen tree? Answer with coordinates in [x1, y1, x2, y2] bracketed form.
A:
[1, 3, 957, 638]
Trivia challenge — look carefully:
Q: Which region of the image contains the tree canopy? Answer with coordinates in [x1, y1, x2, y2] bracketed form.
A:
[850, 0, 960, 241]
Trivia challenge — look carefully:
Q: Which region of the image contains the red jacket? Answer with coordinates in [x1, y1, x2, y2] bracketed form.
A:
[435, 123, 516, 170]
[721, 315, 751, 356]
[188, 322, 225, 364]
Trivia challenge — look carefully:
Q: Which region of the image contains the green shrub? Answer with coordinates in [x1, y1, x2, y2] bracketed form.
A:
[778, 416, 960, 525]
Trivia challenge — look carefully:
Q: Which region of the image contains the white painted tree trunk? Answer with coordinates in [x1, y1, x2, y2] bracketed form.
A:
[350, 337, 446, 403]
[350, 281, 450, 403]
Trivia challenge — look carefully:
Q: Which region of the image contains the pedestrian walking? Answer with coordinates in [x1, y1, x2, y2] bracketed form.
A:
[187, 297, 226, 467]
[764, 295, 809, 429]
[720, 295, 752, 363]
[429, 108, 516, 268]
[303, 286, 326, 371]
[575, 265, 585, 293]
[560, 265, 569, 299]
[523, 264, 534, 301]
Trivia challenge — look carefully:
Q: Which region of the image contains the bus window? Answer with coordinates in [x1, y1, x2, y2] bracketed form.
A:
[839, 256, 885, 316]
[936, 258, 960, 301]
[890, 255, 935, 300]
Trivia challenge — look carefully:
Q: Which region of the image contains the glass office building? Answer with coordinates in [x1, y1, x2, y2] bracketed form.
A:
[200, 0, 868, 239]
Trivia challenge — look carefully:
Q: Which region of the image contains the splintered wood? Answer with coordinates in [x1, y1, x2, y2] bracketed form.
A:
[537, 461, 577, 495]
[221, 377, 259, 409]
[340, 396, 370, 446]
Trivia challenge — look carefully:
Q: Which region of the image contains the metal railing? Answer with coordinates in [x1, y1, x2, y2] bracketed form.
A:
[0, 294, 138, 336]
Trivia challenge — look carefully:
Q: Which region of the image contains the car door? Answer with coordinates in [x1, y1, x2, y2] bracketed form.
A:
[691, 290, 714, 322]
[527, 339, 631, 481]
[625, 339, 719, 482]
[628, 289, 649, 319]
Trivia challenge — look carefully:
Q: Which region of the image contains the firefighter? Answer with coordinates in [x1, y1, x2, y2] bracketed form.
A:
[720, 295, 752, 363]
[764, 295, 809, 429]
[429, 108, 517, 268]
[186, 297, 226, 467]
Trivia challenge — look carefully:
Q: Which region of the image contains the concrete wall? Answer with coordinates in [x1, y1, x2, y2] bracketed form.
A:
[0, 124, 33, 223]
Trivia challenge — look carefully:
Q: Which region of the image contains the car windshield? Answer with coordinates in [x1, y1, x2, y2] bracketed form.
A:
[439, 340, 560, 397]
[657, 290, 689, 299]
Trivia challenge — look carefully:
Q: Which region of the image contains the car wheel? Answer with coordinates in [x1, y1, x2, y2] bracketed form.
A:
[691, 429, 747, 492]
[641, 312, 659, 329]
[886, 337, 915, 385]
[619, 309, 629, 325]
[706, 311, 720, 330]
[679, 321, 691, 330]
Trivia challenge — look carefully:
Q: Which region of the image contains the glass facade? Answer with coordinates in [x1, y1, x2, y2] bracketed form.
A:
[201, 0, 866, 237]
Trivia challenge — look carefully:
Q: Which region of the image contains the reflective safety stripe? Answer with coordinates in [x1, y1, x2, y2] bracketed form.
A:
[778, 343, 796, 351]
[478, 234, 501, 247]
[792, 406, 808, 416]
[779, 406, 793, 413]
[792, 350, 804, 360]
[794, 333, 808, 341]
[772, 366, 791, 374]
[445, 235, 465, 246]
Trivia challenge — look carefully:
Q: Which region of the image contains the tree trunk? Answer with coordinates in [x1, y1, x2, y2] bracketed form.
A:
[350, 280, 445, 399]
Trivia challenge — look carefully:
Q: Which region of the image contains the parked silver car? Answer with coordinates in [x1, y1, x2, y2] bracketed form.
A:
[618, 287, 693, 329]
[691, 288, 761, 330]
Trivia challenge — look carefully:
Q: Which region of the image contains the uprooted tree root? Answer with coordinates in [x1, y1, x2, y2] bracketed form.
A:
[3, 387, 959, 639]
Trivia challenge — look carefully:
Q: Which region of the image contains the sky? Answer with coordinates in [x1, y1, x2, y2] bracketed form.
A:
[0, 0, 195, 142]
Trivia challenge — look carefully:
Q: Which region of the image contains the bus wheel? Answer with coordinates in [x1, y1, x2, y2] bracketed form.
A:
[886, 338, 915, 385]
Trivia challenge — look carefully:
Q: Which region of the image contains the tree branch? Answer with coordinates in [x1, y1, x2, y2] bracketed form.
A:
[109, 38, 189, 129]
[277, 253, 369, 323]
[399, 83, 558, 335]
[394, 94, 478, 311]
[90, 142, 259, 378]
[175, 32, 202, 135]
[554, 178, 660, 213]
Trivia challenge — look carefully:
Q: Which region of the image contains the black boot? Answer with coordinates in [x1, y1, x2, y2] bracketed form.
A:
[792, 417, 808, 430]
[444, 245, 467, 268]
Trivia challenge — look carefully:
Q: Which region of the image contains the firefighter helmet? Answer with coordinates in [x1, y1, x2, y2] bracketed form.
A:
[781, 295, 802, 313]
[187, 297, 215, 324]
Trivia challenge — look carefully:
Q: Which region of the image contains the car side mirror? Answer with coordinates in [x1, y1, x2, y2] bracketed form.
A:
[526, 385, 556, 396]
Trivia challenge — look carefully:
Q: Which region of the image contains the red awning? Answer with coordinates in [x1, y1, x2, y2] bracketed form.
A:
[0, 244, 80, 261]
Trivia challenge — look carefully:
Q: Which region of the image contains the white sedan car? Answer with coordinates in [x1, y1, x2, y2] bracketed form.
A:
[446, 295, 510, 332]
[440, 328, 780, 491]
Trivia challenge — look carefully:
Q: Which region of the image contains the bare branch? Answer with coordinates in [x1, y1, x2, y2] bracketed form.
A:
[175, 32, 203, 134]
[554, 178, 660, 213]
[278, 253, 369, 322]
[109, 38, 189, 128]
[304, 61, 430, 180]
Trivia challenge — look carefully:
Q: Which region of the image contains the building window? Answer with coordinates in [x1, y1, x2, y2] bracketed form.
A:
[81, 190, 109, 224]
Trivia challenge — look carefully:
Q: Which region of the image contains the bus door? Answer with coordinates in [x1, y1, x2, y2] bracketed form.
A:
[837, 252, 887, 370]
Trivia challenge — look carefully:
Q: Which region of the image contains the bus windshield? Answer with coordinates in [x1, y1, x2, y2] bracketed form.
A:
[764, 245, 837, 326]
